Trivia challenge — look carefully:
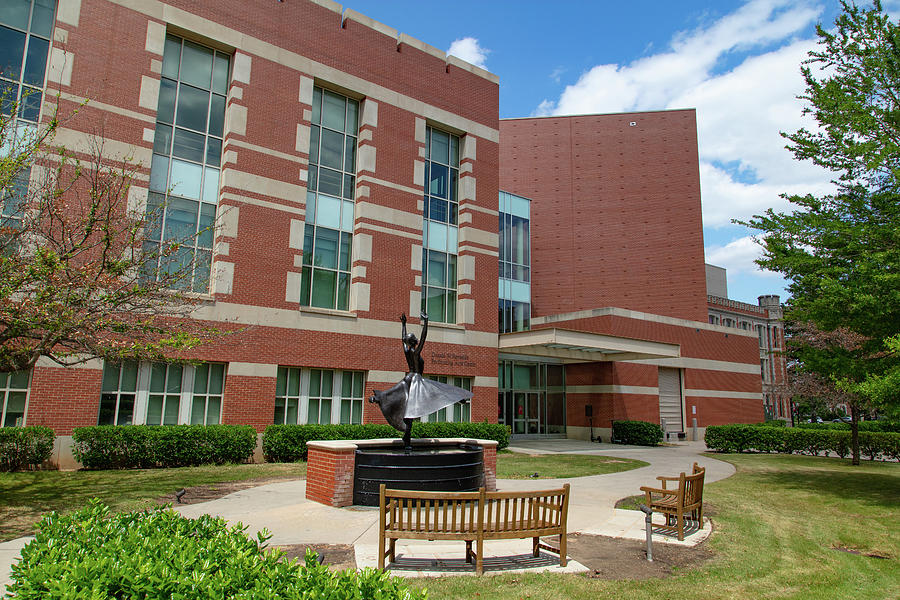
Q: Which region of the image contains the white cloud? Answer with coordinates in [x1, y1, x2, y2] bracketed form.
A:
[534, 0, 835, 229]
[705, 236, 780, 278]
[447, 37, 489, 69]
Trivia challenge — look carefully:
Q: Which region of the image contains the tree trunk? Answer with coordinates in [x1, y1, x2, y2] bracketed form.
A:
[850, 405, 860, 466]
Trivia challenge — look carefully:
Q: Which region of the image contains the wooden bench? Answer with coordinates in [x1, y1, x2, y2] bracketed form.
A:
[640, 462, 705, 540]
[378, 483, 570, 574]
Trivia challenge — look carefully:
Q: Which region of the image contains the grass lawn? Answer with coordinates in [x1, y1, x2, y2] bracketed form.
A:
[497, 450, 647, 479]
[413, 454, 900, 600]
[0, 462, 306, 542]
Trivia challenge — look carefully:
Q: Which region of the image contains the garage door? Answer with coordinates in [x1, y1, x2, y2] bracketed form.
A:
[658, 367, 683, 433]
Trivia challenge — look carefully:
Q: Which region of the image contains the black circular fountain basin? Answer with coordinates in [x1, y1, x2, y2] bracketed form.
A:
[352, 443, 484, 506]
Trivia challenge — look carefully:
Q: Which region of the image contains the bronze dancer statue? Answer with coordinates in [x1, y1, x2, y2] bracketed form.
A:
[369, 312, 474, 449]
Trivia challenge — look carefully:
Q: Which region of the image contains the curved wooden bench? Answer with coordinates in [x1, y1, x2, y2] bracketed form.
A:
[378, 483, 570, 574]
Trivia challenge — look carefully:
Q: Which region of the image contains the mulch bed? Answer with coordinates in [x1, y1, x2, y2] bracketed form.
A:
[565, 532, 713, 580]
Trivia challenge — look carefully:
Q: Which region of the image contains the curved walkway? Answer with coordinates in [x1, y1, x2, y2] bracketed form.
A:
[501, 440, 734, 534]
[0, 440, 734, 585]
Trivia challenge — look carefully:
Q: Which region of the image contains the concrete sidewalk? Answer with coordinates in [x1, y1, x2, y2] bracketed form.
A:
[1, 440, 728, 587]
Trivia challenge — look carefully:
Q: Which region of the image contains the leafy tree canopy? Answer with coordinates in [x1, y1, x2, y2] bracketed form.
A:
[743, 2, 900, 461]
[0, 101, 221, 373]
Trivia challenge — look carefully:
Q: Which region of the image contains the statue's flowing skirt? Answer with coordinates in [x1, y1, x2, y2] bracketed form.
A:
[405, 373, 474, 419]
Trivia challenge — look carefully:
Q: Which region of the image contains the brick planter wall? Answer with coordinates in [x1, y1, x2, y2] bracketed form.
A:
[306, 437, 499, 507]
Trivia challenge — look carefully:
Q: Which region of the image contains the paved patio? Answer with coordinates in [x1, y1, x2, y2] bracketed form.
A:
[0, 440, 731, 587]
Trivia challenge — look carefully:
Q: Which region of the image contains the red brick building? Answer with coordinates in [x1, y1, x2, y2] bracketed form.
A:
[2, 0, 763, 467]
[498, 113, 764, 441]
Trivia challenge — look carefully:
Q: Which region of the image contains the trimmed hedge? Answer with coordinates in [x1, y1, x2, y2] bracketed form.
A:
[705, 424, 900, 461]
[0, 426, 54, 472]
[6, 500, 426, 599]
[263, 421, 511, 462]
[72, 425, 257, 470]
[751, 420, 787, 427]
[612, 420, 664, 446]
[796, 421, 900, 433]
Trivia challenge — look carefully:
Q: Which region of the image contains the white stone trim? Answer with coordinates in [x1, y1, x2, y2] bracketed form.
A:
[227, 362, 278, 378]
[684, 389, 763, 400]
[532, 306, 758, 338]
[567, 385, 659, 396]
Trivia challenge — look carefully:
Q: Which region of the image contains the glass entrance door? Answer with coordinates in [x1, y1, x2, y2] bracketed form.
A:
[499, 360, 566, 437]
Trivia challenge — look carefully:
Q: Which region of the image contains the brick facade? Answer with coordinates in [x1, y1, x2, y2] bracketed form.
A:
[24, 0, 500, 437]
[499, 113, 764, 437]
[14, 1, 765, 451]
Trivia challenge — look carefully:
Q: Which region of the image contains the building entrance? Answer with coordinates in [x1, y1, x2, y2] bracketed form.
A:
[498, 360, 565, 437]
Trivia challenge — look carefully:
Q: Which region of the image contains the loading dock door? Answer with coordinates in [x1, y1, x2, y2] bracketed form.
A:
[658, 367, 684, 433]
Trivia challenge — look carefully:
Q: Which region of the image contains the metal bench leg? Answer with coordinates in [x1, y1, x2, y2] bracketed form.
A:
[532, 537, 540, 557]
[465, 540, 473, 564]
[559, 532, 567, 567]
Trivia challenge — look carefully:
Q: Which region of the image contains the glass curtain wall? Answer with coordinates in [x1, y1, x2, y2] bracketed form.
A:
[499, 191, 531, 333]
[498, 360, 565, 435]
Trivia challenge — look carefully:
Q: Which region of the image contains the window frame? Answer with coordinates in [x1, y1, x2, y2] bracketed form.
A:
[0, 370, 31, 427]
[98, 361, 226, 426]
[421, 125, 461, 324]
[145, 33, 230, 293]
[0, 0, 56, 123]
[274, 367, 366, 425]
[301, 86, 359, 311]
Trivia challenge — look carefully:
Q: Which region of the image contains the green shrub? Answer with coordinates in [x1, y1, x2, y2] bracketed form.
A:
[263, 422, 511, 462]
[612, 420, 664, 446]
[0, 426, 54, 472]
[705, 424, 900, 460]
[72, 425, 256, 469]
[796, 421, 900, 433]
[7, 500, 426, 599]
[751, 420, 787, 427]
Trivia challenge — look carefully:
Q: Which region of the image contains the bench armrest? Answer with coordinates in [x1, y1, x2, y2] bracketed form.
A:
[639, 485, 672, 496]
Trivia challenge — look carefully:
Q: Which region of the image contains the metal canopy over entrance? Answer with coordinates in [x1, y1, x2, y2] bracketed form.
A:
[498, 328, 681, 363]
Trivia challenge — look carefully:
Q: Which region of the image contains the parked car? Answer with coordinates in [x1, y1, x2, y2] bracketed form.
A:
[832, 416, 851, 423]
[805, 417, 824, 423]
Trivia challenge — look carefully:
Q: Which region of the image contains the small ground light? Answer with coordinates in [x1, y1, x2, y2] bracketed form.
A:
[175, 489, 186, 503]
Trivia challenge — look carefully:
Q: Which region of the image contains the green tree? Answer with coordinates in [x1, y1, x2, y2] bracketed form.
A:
[0, 101, 219, 374]
[744, 1, 900, 464]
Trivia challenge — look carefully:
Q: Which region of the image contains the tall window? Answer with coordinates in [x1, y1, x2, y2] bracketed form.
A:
[0, 0, 55, 122]
[146, 363, 183, 426]
[0, 1, 55, 234]
[499, 191, 531, 333]
[421, 127, 460, 323]
[0, 370, 29, 427]
[339, 370, 365, 424]
[99, 362, 138, 426]
[146, 35, 229, 293]
[422, 375, 471, 422]
[99, 361, 224, 425]
[191, 363, 224, 425]
[302, 87, 358, 310]
[274, 367, 365, 425]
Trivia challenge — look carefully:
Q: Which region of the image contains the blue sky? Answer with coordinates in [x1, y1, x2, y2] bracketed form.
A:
[340, 0, 877, 305]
